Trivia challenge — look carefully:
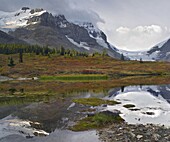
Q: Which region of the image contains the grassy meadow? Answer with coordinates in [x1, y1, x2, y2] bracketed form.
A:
[0, 54, 169, 78]
[0, 53, 170, 131]
[0, 53, 169, 101]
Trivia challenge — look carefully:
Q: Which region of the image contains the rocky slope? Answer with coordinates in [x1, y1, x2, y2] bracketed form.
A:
[1, 7, 169, 61]
[0, 30, 25, 44]
[120, 39, 170, 62]
[99, 123, 170, 142]
[0, 7, 121, 59]
[147, 38, 170, 61]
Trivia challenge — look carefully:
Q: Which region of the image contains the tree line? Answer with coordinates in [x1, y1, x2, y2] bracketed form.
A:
[0, 44, 110, 67]
[0, 44, 89, 57]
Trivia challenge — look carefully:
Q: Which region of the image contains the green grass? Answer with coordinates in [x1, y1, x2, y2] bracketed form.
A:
[0, 54, 170, 79]
[40, 74, 108, 82]
[123, 104, 136, 108]
[73, 98, 120, 106]
[70, 112, 124, 131]
[0, 93, 53, 106]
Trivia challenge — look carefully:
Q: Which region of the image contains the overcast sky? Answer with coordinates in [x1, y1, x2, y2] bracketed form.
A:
[1, 0, 170, 51]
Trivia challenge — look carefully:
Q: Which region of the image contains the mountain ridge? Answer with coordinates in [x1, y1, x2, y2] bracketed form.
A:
[0, 7, 170, 61]
[119, 38, 170, 62]
[147, 38, 170, 61]
[0, 7, 122, 59]
[0, 30, 26, 44]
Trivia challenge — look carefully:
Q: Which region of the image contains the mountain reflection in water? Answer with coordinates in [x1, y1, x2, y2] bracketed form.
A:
[0, 84, 169, 141]
[106, 85, 170, 126]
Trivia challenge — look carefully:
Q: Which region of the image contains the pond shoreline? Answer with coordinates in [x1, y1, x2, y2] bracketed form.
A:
[0, 75, 170, 142]
[1, 123, 170, 142]
[0, 76, 13, 82]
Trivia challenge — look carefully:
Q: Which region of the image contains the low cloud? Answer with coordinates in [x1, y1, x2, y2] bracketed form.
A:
[0, 0, 104, 26]
[116, 27, 130, 34]
[116, 25, 163, 35]
[1, 0, 170, 51]
[134, 25, 162, 34]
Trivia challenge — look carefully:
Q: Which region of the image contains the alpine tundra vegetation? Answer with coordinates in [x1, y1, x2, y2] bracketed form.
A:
[0, 1, 170, 142]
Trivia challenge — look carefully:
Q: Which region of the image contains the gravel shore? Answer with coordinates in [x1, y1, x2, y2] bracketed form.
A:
[98, 123, 170, 142]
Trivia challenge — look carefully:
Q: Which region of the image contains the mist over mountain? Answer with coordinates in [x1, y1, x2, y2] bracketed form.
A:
[0, 7, 170, 61]
[0, 7, 121, 59]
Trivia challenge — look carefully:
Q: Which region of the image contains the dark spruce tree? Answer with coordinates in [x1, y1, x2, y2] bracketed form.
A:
[0, 44, 90, 57]
[140, 58, 143, 63]
[8, 57, 15, 67]
[19, 50, 23, 63]
[60, 46, 65, 56]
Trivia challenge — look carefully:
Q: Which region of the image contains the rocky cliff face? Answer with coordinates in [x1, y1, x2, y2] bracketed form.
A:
[6, 8, 121, 58]
[1, 8, 170, 61]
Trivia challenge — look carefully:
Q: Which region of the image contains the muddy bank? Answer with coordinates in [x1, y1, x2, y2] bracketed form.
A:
[98, 123, 170, 142]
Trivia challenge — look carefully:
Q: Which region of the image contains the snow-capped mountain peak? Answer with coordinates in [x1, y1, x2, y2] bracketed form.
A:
[0, 8, 122, 59]
[0, 7, 46, 32]
[120, 38, 170, 62]
[74, 21, 111, 49]
[74, 22, 100, 36]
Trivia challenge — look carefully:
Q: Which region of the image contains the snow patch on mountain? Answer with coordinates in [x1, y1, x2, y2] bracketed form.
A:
[154, 39, 169, 48]
[166, 52, 170, 56]
[74, 22, 109, 49]
[120, 37, 170, 61]
[59, 23, 67, 28]
[95, 36, 109, 49]
[66, 36, 90, 50]
[146, 38, 170, 61]
[0, 8, 46, 32]
[0, 8, 123, 59]
[119, 50, 157, 61]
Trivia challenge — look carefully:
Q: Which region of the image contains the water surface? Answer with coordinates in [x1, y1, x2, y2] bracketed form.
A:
[0, 82, 170, 142]
[106, 85, 170, 126]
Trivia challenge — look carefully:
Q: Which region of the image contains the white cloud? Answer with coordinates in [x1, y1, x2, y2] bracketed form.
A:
[105, 25, 170, 51]
[0, 0, 104, 26]
[1, 0, 170, 51]
[133, 25, 162, 34]
[116, 25, 163, 35]
[116, 27, 130, 34]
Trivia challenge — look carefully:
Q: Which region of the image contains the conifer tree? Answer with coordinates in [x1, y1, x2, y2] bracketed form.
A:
[19, 51, 23, 63]
[8, 57, 15, 67]
[140, 58, 143, 63]
[60, 46, 65, 56]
